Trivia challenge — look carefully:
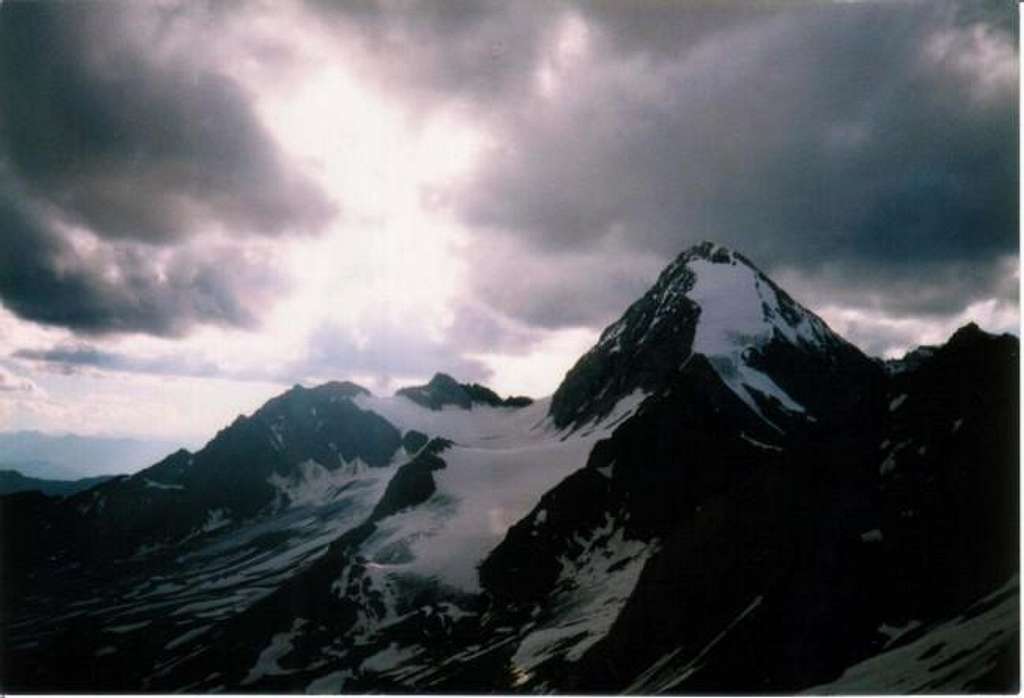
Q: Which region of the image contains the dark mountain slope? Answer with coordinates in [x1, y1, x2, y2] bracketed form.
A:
[1, 380, 407, 669]
[0, 243, 1015, 695]
[481, 354, 792, 606]
[567, 322, 1018, 694]
[146, 437, 479, 692]
[431, 244, 890, 690]
[29, 381, 401, 561]
[874, 323, 1018, 620]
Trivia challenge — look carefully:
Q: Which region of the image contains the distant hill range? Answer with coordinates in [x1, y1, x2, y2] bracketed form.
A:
[0, 470, 115, 497]
[0, 431, 179, 480]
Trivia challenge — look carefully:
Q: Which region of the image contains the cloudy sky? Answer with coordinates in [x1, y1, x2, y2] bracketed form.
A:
[0, 0, 1017, 445]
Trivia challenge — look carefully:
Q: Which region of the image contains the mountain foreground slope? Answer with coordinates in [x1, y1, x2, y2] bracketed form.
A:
[1, 242, 1017, 693]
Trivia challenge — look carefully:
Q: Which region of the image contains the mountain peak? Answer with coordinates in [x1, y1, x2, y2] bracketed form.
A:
[947, 321, 986, 346]
[247, 380, 372, 428]
[937, 321, 1018, 365]
[396, 374, 533, 411]
[550, 243, 879, 430]
[683, 240, 737, 263]
[312, 380, 372, 399]
[427, 372, 461, 390]
[650, 241, 743, 292]
[282, 380, 370, 401]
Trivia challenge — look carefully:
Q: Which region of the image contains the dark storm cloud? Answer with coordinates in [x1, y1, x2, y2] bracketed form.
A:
[12, 343, 225, 379]
[14, 345, 137, 373]
[0, 1, 332, 335]
[464, 1, 1015, 259]
[776, 254, 1019, 320]
[415, 0, 1015, 335]
[0, 2, 333, 242]
[0, 184, 284, 336]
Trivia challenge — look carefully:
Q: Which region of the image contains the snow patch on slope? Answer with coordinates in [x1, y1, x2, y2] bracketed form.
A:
[268, 457, 384, 509]
[242, 618, 308, 685]
[805, 577, 1018, 693]
[106, 462, 403, 639]
[201, 508, 231, 533]
[164, 625, 211, 651]
[305, 669, 353, 693]
[330, 559, 408, 639]
[144, 478, 184, 491]
[627, 594, 764, 693]
[889, 393, 908, 411]
[511, 512, 656, 684]
[740, 432, 784, 452]
[361, 642, 422, 673]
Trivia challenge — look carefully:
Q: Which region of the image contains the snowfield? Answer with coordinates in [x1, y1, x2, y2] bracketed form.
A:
[227, 390, 657, 687]
[352, 392, 650, 593]
[806, 577, 1019, 693]
[510, 511, 656, 685]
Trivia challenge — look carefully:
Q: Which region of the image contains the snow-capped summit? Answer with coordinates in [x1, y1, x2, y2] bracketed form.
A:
[680, 242, 836, 355]
[550, 241, 880, 431]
